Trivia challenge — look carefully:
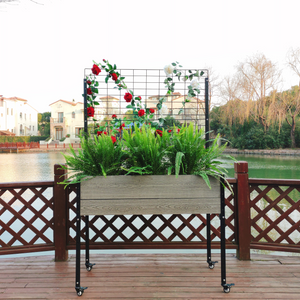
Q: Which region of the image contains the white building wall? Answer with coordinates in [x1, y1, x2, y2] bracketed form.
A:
[0, 97, 38, 136]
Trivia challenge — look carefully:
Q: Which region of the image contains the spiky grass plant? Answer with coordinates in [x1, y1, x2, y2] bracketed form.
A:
[167, 123, 233, 188]
[122, 125, 172, 175]
[61, 134, 126, 185]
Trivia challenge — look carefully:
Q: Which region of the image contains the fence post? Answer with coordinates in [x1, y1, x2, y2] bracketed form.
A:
[235, 161, 251, 260]
[53, 164, 68, 261]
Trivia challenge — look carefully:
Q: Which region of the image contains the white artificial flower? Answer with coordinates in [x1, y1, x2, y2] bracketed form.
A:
[164, 64, 174, 77]
[190, 79, 200, 89]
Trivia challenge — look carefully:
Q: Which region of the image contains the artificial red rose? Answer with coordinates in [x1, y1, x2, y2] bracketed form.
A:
[177, 129, 180, 133]
[149, 108, 155, 114]
[92, 64, 101, 75]
[124, 92, 132, 103]
[138, 96, 141, 100]
[111, 136, 117, 144]
[87, 107, 94, 117]
[103, 59, 106, 62]
[87, 80, 92, 85]
[87, 87, 92, 95]
[138, 109, 145, 117]
[168, 130, 172, 133]
[111, 73, 118, 81]
[112, 114, 117, 119]
[121, 123, 125, 127]
[97, 131, 107, 136]
[156, 129, 163, 137]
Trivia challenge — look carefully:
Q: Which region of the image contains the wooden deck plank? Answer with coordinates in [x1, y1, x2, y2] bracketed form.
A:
[0, 253, 300, 299]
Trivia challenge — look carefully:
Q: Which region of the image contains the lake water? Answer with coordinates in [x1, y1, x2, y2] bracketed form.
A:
[0, 151, 299, 183]
[0, 151, 299, 257]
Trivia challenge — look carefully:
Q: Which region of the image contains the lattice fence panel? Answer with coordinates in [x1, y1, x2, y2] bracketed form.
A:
[0, 184, 54, 250]
[67, 182, 236, 248]
[250, 183, 300, 245]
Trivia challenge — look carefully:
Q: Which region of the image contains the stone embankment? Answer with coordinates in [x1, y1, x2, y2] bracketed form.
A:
[224, 148, 300, 156]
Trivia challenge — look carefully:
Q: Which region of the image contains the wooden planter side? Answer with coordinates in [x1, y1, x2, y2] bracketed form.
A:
[80, 175, 221, 215]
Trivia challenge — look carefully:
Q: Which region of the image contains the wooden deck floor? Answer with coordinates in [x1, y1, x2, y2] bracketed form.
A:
[1, 252, 300, 299]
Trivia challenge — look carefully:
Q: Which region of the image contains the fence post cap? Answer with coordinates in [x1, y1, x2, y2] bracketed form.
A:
[234, 161, 248, 173]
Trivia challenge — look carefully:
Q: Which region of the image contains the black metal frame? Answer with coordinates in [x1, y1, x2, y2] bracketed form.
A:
[75, 69, 234, 296]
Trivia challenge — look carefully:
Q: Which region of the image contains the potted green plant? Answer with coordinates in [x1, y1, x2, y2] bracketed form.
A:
[61, 59, 233, 188]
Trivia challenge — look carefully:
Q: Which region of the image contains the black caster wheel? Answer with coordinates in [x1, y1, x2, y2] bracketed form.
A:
[223, 286, 231, 293]
[77, 290, 83, 296]
[86, 266, 92, 272]
[209, 264, 214, 269]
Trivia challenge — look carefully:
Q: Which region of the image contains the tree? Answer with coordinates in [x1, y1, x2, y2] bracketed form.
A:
[236, 53, 281, 130]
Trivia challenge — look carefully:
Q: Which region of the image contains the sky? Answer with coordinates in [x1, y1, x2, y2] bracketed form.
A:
[0, 0, 299, 113]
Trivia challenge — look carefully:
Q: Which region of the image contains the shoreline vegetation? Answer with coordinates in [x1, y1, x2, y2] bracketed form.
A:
[0, 144, 300, 156]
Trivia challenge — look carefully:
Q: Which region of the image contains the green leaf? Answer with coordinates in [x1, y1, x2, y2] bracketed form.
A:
[107, 63, 113, 70]
[94, 101, 100, 105]
[120, 77, 125, 80]
[105, 76, 109, 83]
[200, 71, 204, 76]
[129, 90, 133, 95]
[113, 64, 116, 70]
[126, 105, 133, 108]
[172, 63, 176, 66]
[175, 152, 185, 177]
[157, 103, 162, 110]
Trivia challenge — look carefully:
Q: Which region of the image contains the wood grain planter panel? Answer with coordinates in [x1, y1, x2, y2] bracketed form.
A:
[80, 175, 221, 215]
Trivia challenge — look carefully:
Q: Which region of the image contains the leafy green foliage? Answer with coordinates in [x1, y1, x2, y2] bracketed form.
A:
[61, 123, 233, 189]
[61, 134, 127, 186]
[122, 125, 172, 175]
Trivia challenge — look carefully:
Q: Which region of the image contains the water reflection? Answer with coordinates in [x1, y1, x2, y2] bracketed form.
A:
[0, 152, 66, 183]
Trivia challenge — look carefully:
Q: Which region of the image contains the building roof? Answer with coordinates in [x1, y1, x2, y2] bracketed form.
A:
[99, 96, 119, 101]
[0, 96, 27, 102]
[0, 130, 16, 136]
[49, 99, 83, 106]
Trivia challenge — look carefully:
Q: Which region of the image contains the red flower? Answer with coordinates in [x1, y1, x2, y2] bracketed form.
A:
[87, 87, 92, 95]
[177, 129, 180, 133]
[138, 96, 141, 100]
[92, 64, 101, 75]
[124, 92, 132, 103]
[111, 73, 118, 81]
[112, 114, 117, 119]
[149, 108, 155, 114]
[87, 80, 92, 85]
[168, 130, 172, 133]
[156, 129, 163, 137]
[111, 136, 117, 144]
[97, 131, 107, 136]
[138, 109, 145, 117]
[121, 123, 125, 127]
[87, 107, 94, 117]
[103, 59, 106, 62]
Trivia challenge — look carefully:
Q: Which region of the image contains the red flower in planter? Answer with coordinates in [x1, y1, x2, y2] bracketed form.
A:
[168, 130, 172, 133]
[111, 73, 118, 81]
[112, 114, 117, 119]
[87, 107, 94, 117]
[92, 64, 101, 75]
[111, 136, 117, 144]
[149, 108, 155, 114]
[156, 129, 163, 137]
[138, 109, 145, 117]
[124, 92, 132, 103]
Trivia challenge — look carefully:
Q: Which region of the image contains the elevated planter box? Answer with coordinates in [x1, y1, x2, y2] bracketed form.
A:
[80, 175, 221, 216]
[75, 175, 233, 296]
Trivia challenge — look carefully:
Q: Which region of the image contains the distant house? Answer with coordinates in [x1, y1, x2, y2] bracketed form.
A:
[146, 92, 205, 127]
[0, 96, 38, 136]
[49, 97, 120, 140]
[49, 100, 84, 140]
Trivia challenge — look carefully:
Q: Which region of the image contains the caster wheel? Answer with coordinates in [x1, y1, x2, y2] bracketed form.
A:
[86, 266, 92, 272]
[77, 290, 83, 296]
[223, 286, 230, 293]
[209, 264, 214, 269]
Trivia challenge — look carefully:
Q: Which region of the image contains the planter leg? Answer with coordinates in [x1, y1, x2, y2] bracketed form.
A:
[207, 214, 218, 269]
[85, 215, 95, 271]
